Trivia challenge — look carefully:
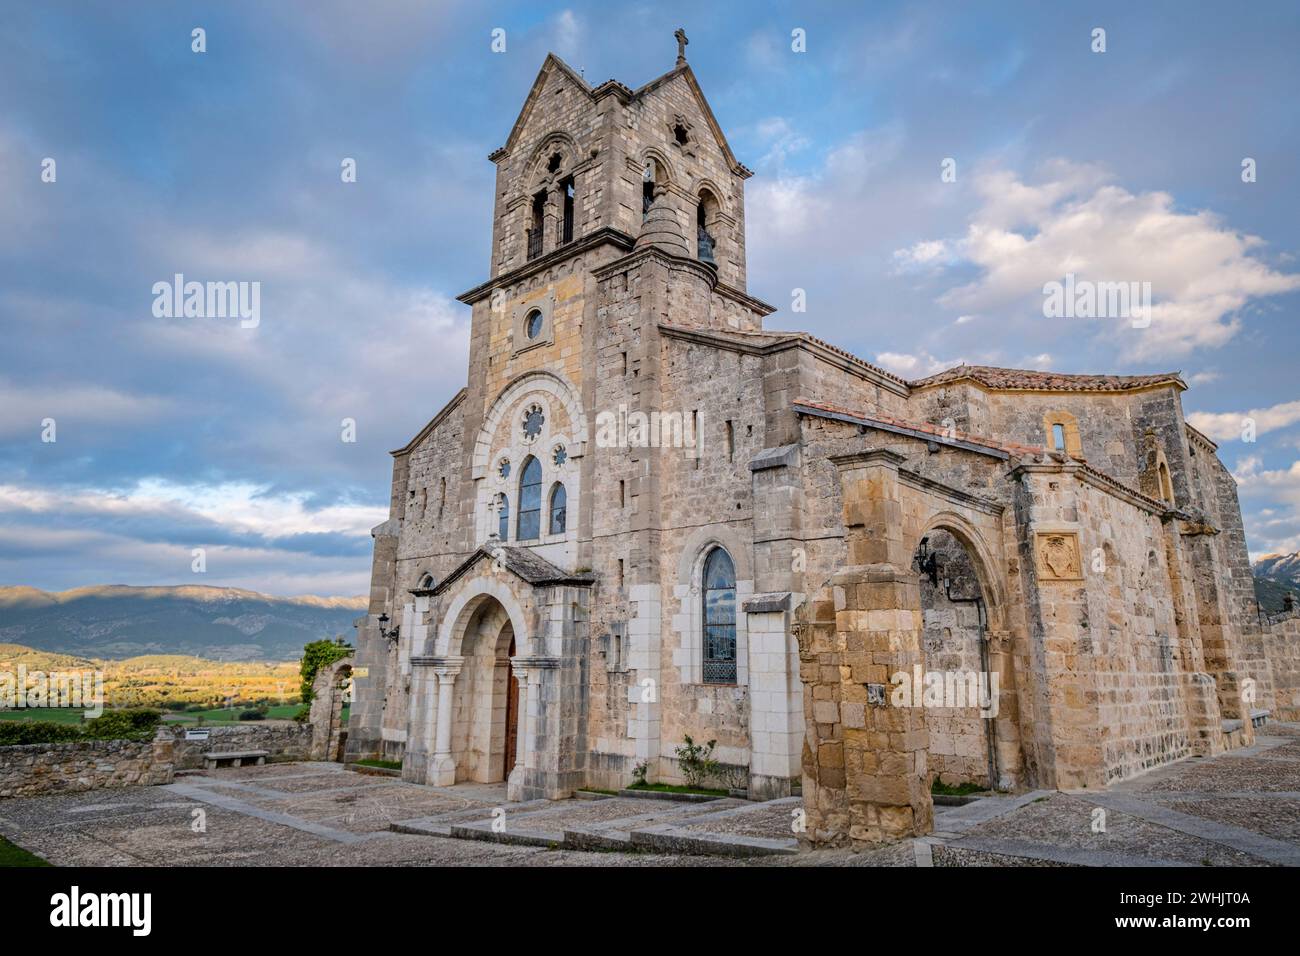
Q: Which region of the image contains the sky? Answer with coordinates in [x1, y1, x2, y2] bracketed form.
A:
[1, 0, 1298, 597]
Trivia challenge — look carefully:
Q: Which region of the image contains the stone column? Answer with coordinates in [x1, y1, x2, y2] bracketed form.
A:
[506, 659, 531, 802]
[427, 658, 464, 786]
[543, 187, 560, 255]
[507, 656, 562, 800]
[801, 450, 933, 846]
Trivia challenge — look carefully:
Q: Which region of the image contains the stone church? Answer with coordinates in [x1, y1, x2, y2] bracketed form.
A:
[346, 38, 1300, 845]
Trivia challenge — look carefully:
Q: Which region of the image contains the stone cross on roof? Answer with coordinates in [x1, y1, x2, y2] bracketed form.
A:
[674, 28, 688, 66]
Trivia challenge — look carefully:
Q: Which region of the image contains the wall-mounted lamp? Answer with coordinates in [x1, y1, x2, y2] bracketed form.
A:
[377, 613, 401, 649]
[915, 536, 940, 587]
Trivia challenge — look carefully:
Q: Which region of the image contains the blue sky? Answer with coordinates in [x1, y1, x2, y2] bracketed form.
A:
[2, 0, 1298, 596]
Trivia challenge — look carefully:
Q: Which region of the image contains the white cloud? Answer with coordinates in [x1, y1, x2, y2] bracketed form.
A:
[0, 480, 387, 541]
[0, 378, 172, 439]
[1187, 399, 1300, 442]
[898, 161, 1300, 360]
[553, 10, 583, 59]
[874, 351, 963, 378]
[893, 239, 949, 271]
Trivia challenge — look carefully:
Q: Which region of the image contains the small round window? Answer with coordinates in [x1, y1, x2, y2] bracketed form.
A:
[497, 458, 511, 480]
[552, 444, 567, 467]
[525, 309, 544, 340]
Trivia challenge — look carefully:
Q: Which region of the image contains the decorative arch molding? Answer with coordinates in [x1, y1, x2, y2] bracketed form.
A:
[689, 176, 729, 216]
[471, 370, 587, 480]
[638, 145, 679, 187]
[671, 523, 755, 686]
[673, 523, 754, 583]
[521, 131, 581, 195]
[911, 509, 1009, 633]
[434, 577, 532, 658]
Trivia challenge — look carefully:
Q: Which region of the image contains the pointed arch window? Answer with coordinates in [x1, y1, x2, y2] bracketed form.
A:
[517, 455, 542, 541]
[549, 482, 567, 535]
[496, 494, 509, 541]
[702, 547, 737, 684]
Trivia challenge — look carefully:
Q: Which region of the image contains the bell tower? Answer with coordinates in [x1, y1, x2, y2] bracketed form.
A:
[453, 34, 775, 572]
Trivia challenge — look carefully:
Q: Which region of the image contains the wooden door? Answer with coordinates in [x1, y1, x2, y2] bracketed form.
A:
[504, 637, 519, 778]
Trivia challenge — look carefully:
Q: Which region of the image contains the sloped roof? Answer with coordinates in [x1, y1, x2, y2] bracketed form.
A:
[492, 54, 750, 177]
[658, 324, 910, 395]
[910, 364, 1185, 393]
[391, 388, 466, 456]
[794, 398, 1048, 459]
[431, 545, 595, 596]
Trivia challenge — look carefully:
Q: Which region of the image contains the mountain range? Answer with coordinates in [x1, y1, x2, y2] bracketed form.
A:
[0, 585, 367, 661]
[1254, 552, 1300, 615]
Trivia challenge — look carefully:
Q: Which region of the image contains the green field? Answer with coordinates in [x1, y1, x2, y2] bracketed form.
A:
[162, 703, 305, 724]
[0, 707, 90, 724]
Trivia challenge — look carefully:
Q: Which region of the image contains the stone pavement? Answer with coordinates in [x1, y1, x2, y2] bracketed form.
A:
[1, 723, 1297, 867]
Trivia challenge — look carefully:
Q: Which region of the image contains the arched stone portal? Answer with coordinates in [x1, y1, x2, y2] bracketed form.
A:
[915, 528, 1018, 791]
[910, 513, 1024, 792]
[424, 592, 528, 789]
[309, 657, 354, 762]
[450, 597, 518, 784]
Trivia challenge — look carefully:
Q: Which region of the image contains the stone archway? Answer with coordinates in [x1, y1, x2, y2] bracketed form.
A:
[448, 596, 518, 784]
[309, 657, 354, 762]
[911, 513, 1023, 792]
[916, 529, 1000, 790]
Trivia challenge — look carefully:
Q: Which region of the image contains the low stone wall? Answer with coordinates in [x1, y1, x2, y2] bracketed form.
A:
[0, 721, 318, 799]
[168, 722, 314, 770]
[1261, 612, 1300, 722]
[0, 737, 173, 799]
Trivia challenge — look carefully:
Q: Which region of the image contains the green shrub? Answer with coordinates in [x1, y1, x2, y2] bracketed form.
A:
[0, 720, 84, 746]
[299, 638, 352, 704]
[238, 709, 266, 721]
[673, 735, 719, 790]
[82, 708, 162, 741]
[292, 704, 312, 723]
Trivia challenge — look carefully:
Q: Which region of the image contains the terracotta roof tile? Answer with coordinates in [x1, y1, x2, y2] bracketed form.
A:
[910, 364, 1185, 393]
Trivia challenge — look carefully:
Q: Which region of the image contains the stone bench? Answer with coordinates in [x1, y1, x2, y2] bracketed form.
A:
[203, 750, 269, 770]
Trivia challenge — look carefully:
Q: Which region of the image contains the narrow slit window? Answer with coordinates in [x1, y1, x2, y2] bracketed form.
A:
[1051, 423, 1066, 451]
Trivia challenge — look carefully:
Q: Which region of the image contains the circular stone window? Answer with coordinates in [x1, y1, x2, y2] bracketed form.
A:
[525, 309, 544, 340]
[497, 458, 511, 481]
[522, 403, 545, 442]
[552, 444, 567, 467]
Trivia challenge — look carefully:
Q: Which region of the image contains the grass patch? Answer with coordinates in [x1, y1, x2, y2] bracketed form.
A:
[0, 707, 88, 724]
[627, 782, 729, 797]
[931, 779, 989, 797]
[162, 703, 309, 724]
[0, 834, 49, 867]
[353, 758, 401, 771]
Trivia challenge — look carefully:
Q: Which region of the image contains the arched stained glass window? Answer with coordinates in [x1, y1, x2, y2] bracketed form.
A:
[517, 456, 542, 540]
[497, 494, 509, 541]
[549, 483, 567, 535]
[702, 547, 736, 684]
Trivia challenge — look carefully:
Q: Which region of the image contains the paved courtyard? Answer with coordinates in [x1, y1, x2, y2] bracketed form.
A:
[2, 723, 1298, 867]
